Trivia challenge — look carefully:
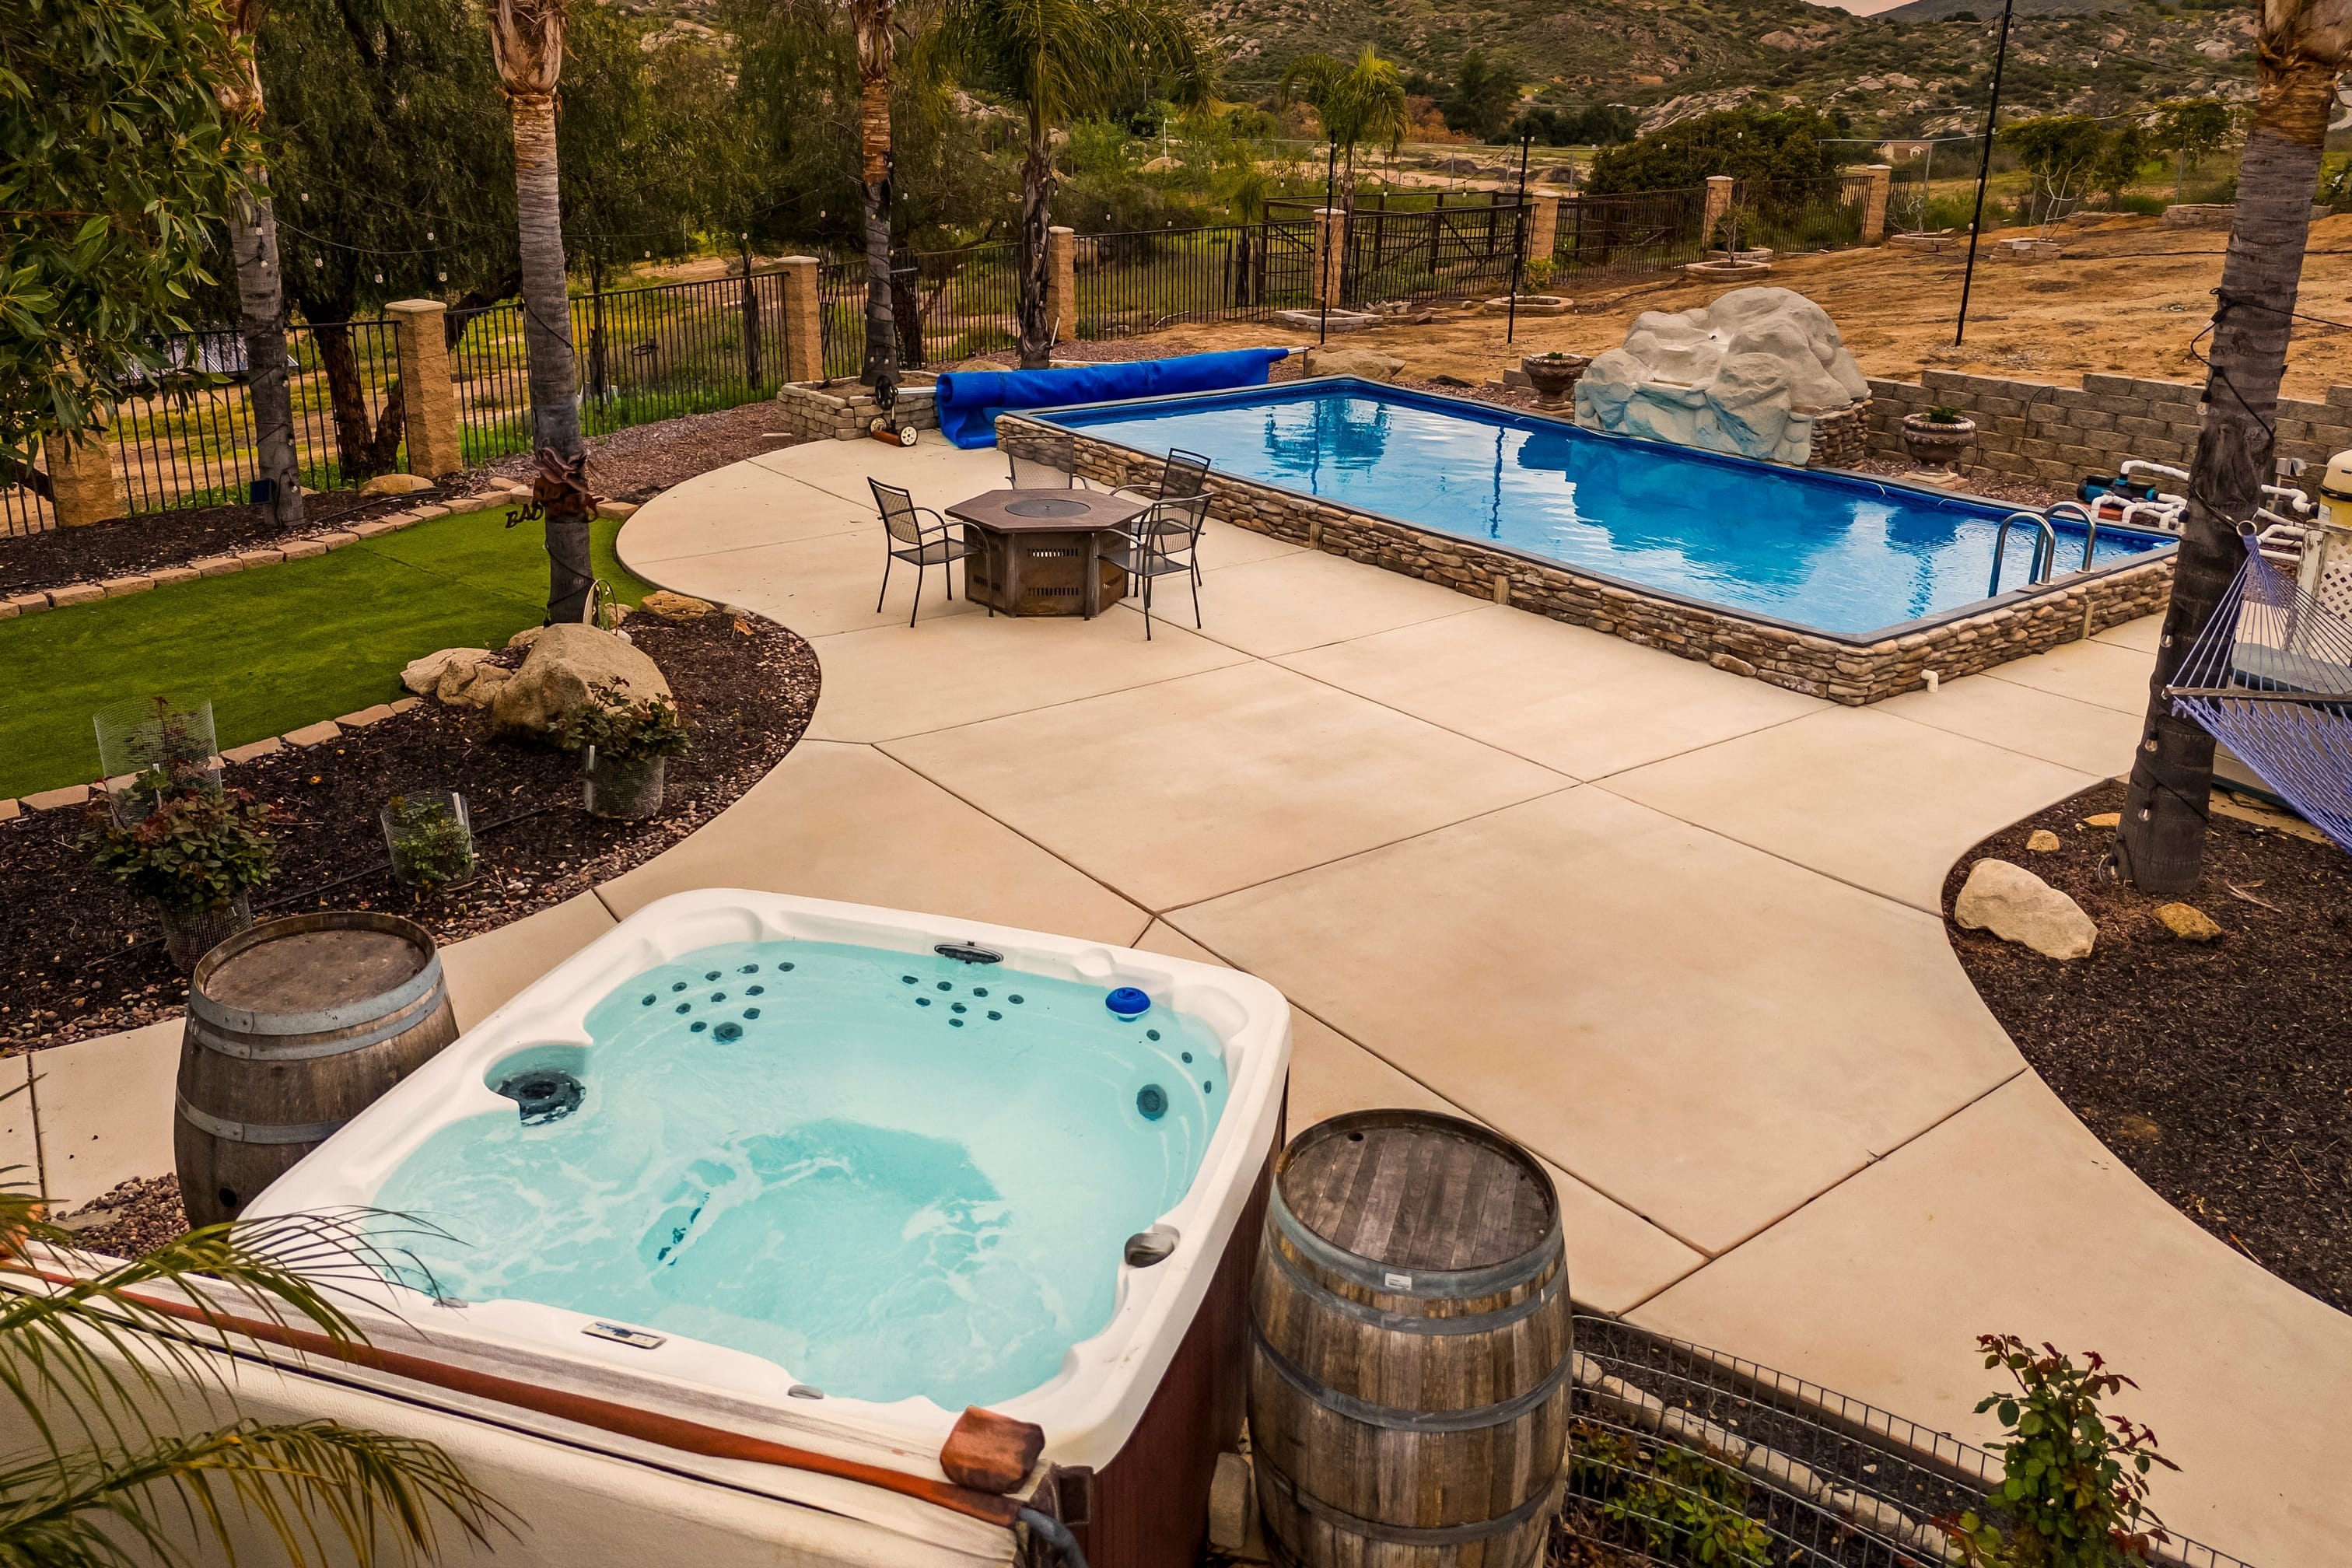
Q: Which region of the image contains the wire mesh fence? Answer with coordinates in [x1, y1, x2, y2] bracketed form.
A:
[1560, 1314, 2256, 1568]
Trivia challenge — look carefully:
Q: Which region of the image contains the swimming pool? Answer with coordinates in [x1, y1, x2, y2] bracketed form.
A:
[1045, 381, 2169, 639]
[247, 891, 1290, 1472]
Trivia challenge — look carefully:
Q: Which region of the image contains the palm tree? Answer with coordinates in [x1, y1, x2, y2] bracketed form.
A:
[2112, 0, 2352, 892]
[1276, 46, 1407, 213]
[940, 0, 1207, 368]
[490, 0, 595, 626]
[0, 1172, 503, 1563]
[850, 0, 899, 387]
[216, 1, 302, 528]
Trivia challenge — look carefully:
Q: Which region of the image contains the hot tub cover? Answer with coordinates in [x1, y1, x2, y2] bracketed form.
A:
[934, 348, 1289, 448]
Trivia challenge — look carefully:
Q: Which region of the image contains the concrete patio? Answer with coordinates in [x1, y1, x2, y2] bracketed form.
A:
[18, 433, 2347, 1564]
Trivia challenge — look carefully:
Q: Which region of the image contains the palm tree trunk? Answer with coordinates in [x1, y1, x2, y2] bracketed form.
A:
[1017, 120, 1055, 369]
[230, 177, 302, 526]
[509, 88, 593, 625]
[2112, 30, 2345, 891]
[856, 2, 897, 388]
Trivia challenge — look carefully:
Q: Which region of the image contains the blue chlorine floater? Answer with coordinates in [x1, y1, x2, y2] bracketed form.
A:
[1106, 986, 1151, 1019]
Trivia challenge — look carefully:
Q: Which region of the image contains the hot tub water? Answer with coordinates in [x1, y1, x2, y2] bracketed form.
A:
[366, 939, 1227, 1409]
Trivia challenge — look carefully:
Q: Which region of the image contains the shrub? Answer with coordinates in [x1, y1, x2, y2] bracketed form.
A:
[85, 779, 275, 915]
[1926, 404, 1969, 424]
[555, 681, 691, 767]
[1945, 1335, 2177, 1568]
[1569, 1422, 1772, 1567]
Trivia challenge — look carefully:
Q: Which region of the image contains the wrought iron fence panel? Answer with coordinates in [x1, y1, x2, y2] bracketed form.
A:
[820, 255, 866, 382]
[1552, 187, 1711, 281]
[1073, 224, 1304, 338]
[1342, 197, 1528, 308]
[1728, 176, 1869, 255]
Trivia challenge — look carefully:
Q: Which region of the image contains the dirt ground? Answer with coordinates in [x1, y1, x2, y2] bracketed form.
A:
[1122, 212, 2352, 402]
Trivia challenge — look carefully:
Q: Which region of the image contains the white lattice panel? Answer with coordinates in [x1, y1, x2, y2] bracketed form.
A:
[2308, 527, 2352, 621]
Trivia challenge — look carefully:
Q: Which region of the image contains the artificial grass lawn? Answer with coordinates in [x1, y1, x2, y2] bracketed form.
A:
[0, 507, 653, 799]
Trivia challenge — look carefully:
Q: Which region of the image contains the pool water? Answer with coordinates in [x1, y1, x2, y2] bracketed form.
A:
[1050, 384, 2168, 638]
[366, 939, 1227, 1410]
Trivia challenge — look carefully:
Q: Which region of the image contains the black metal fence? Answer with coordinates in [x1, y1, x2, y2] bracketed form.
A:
[1563, 1315, 2255, 1568]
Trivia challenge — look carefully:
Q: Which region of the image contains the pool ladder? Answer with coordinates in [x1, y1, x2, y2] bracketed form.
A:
[1987, 502, 2098, 597]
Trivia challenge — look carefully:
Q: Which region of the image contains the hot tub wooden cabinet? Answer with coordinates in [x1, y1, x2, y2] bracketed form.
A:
[190, 890, 1297, 1568]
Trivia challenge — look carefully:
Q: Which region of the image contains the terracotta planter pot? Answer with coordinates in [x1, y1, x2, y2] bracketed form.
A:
[1901, 413, 1976, 467]
[1521, 354, 1590, 408]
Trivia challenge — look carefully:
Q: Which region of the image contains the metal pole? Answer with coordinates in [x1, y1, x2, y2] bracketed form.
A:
[1954, 0, 2015, 348]
[1320, 138, 1337, 346]
[1507, 132, 1531, 347]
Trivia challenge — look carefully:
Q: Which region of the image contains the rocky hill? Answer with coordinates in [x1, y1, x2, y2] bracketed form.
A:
[1199, 0, 2259, 133]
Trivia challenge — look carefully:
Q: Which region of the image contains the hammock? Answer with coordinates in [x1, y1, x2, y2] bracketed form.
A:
[2166, 533, 2352, 853]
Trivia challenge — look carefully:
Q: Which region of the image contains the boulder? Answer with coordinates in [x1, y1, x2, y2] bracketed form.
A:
[1954, 859, 2098, 961]
[401, 646, 491, 697]
[1303, 346, 1406, 382]
[508, 625, 546, 651]
[2154, 901, 2222, 942]
[490, 622, 670, 737]
[433, 650, 513, 710]
[641, 590, 716, 618]
[1573, 285, 1867, 465]
[359, 472, 435, 496]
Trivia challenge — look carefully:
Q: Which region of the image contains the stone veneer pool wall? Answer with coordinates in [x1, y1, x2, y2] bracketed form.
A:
[1003, 409, 2175, 706]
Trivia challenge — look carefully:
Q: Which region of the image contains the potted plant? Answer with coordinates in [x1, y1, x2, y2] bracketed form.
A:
[1902, 404, 1978, 467]
[1521, 350, 1591, 409]
[85, 771, 276, 970]
[382, 791, 478, 887]
[556, 681, 691, 821]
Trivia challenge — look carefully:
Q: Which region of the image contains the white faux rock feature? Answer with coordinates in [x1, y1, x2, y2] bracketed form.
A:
[490, 622, 671, 736]
[1573, 286, 1869, 465]
[1954, 859, 2098, 961]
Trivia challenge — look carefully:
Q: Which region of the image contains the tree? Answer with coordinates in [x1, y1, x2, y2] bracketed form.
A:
[2000, 114, 2106, 230]
[215, 0, 302, 527]
[850, 0, 899, 387]
[1442, 51, 1521, 144]
[2151, 97, 2235, 201]
[2113, 0, 2352, 891]
[489, 0, 593, 625]
[0, 0, 251, 494]
[0, 1178, 503, 1563]
[1585, 105, 1850, 195]
[2092, 123, 2153, 205]
[1278, 47, 1409, 207]
[940, 0, 1207, 369]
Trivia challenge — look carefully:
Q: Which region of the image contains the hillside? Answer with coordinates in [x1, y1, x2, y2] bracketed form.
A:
[1199, 0, 2260, 134]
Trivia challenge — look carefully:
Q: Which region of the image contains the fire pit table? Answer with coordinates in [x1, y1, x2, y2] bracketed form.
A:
[945, 488, 1148, 618]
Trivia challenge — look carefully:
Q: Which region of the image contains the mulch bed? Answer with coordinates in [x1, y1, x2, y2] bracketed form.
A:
[57, 1175, 189, 1257]
[485, 397, 804, 504]
[0, 481, 483, 600]
[0, 607, 819, 1055]
[1944, 780, 2352, 1314]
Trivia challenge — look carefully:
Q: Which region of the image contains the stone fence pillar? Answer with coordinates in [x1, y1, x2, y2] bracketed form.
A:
[42, 425, 120, 528]
[1528, 193, 1560, 268]
[1861, 164, 1893, 244]
[1702, 176, 1734, 247]
[385, 299, 462, 478]
[1311, 209, 1346, 305]
[778, 257, 824, 383]
[1045, 226, 1077, 345]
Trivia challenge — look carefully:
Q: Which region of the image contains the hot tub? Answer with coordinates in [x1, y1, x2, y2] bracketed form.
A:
[245, 890, 1292, 1566]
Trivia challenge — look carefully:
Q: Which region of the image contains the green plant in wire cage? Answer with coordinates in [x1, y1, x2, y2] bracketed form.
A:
[83, 779, 275, 918]
[383, 794, 477, 888]
[554, 681, 691, 767]
[1945, 1335, 2176, 1568]
[1569, 1423, 1772, 1566]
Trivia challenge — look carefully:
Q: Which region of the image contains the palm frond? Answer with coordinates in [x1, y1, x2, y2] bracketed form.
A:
[0, 1418, 510, 1568]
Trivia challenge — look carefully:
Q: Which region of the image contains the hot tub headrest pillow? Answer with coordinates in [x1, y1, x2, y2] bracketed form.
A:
[933, 348, 1290, 449]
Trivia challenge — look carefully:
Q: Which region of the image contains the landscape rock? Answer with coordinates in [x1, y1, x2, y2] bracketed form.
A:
[1302, 346, 1406, 382]
[2154, 901, 2222, 942]
[401, 647, 490, 696]
[2026, 828, 2062, 852]
[2082, 810, 2122, 828]
[1954, 858, 2098, 961]
[640, 590, 716, 619]
[508, 625, 548, 650]
[490, 622, 670, 736]
[359, 472, 435, 496]
[1573, 285, 1869, 465]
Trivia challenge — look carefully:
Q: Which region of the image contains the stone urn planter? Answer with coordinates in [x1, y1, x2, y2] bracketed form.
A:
[1901, 411, 1977, 468]
[1521, 353, 1591, 409]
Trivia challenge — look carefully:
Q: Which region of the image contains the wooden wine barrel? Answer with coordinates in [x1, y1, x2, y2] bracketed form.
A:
[176, 912, 458, 1227]
[1248, 1110, 1572, 1568]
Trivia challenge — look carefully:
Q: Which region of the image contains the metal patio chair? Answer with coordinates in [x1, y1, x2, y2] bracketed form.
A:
[1007, 431, 1086, 490]
[1110, 448, 1213, 584]
[870, 478, 971, 628]
[1115, 492, 1209, 641]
